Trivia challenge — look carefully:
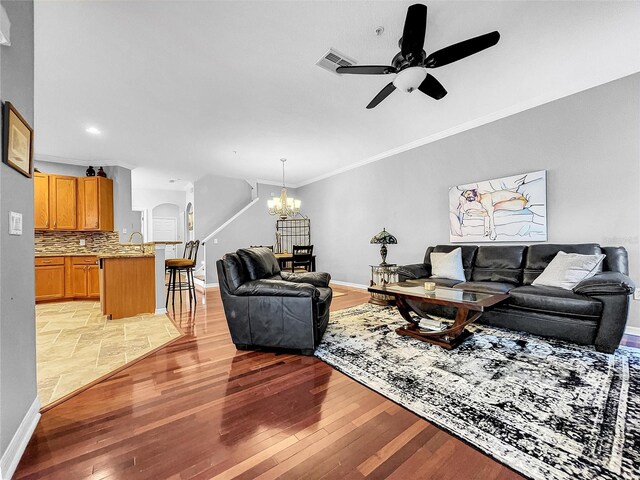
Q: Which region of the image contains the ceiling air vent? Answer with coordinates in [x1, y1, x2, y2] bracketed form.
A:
[316, 48, 357, 75]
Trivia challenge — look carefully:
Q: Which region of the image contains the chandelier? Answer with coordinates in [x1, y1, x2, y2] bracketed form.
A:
[267, 158, 301, 219]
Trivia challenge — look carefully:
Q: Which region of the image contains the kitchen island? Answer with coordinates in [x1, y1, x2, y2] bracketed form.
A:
[99, 254, 156, 319]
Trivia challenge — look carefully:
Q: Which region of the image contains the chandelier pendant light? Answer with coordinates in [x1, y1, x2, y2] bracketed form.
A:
[267, 158, 301, 219]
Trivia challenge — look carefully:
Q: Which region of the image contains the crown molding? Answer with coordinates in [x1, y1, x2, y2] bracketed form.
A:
[35, 153, 137, 171]
[296, 70, 640, 188]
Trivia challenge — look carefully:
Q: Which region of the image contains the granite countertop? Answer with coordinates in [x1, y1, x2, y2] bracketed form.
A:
[97, 253, 156, 259]
[36, 252, 155, 258]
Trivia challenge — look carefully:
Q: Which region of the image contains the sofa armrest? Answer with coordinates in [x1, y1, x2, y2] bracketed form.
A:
[573, 272, 635, 296]
[279, 271, 331, 288]
[235, 279, 318, 298]
[398, 264, 430, 281]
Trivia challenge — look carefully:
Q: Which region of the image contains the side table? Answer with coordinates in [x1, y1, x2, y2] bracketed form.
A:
[369, 264, 399, 306]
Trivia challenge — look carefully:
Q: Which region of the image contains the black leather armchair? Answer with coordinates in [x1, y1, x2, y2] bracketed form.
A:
[217, 247, 332, 355]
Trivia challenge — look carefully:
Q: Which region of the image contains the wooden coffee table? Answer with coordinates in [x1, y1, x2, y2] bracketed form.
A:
[367, 281, 509, 350]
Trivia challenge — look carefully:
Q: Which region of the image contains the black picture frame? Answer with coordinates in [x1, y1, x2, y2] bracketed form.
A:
[2, 101, 34, 178]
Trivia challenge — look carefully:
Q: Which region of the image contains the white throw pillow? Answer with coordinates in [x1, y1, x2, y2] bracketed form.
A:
[430, 248, 466, 282]
[532, 251, 606, 290]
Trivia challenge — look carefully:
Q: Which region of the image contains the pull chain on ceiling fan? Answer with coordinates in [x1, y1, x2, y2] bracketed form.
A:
[336, 3, 500, 109]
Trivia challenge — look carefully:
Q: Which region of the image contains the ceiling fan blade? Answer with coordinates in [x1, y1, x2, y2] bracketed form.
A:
[366, 82, 396, 109]
[336, 65, 396, 75]
[401, 4, 427, 57]
[424, 31, 500, 68]
[418, 74, 447, 100]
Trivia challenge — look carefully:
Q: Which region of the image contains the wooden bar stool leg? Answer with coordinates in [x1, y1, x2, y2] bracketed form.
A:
[178, 268, 183, 306]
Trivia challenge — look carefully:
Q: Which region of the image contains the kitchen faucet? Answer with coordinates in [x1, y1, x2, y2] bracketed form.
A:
[128, 231, 145, 254]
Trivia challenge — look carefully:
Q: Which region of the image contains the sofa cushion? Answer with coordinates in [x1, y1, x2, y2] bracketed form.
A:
[221, 253, 248, 292]
[430, 248, 466, 281]
[471, 246, 526, 283]
[532, 251, 605, 290]
[523, 244, 602, 284]
[454, 281, 516, 294]
[508, 285, 603, 319]
[237, 247, 281, 280]
[424, 245, 478, 280]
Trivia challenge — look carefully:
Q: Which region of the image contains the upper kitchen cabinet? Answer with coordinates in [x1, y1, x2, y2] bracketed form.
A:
[77, 177, 114, 231]
[49, 175, 78, 230]
[34, 173, 114, 232]
[34, 172, 50, 229]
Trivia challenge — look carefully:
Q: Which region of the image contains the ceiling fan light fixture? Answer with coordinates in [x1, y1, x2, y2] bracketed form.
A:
[392, 67, 427, 93]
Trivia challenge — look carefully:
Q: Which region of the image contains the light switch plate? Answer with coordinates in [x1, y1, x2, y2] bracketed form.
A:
[122, 228, 128, 234]
[79, 239, 86, 246]
[213, 238, 218, 244]
[9, 211, 22, 235]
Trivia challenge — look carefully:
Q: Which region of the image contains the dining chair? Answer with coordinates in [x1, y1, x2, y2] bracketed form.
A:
[291, 245, 314, 272]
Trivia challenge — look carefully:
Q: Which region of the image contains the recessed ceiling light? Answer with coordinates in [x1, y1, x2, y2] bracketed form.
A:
[85, 126, 101, 135]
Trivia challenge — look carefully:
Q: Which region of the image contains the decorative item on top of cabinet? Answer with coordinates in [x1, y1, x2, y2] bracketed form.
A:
[96, 167, 107, 178]
[77, 176, 114, 231]
[85, 166, 95, 176]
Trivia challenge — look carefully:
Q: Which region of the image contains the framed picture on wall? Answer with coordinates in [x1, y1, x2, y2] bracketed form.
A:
[449, 170, 547, 243]
[2, 101, 34, 178]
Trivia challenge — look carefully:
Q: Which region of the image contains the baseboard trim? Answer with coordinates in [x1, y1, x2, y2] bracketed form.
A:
[205, 282, 219, 289]
[155, 308, 167, 315]
[624, 326, 640, 337]
[1, 397, 41, 480]
[330, 280, 368, 290]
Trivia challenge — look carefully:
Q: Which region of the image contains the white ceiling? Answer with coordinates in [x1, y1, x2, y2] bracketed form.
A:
[34, 1, 640, 188]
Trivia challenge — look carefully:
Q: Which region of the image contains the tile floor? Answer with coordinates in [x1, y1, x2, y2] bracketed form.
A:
[36, 301, 182, 407]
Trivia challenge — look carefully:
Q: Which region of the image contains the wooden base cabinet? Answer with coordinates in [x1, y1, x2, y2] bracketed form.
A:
[35, 257, 65, 301]
[71, 257, 100, 299]
[100, 256, 155, 319]
[36, 256, 99, 303]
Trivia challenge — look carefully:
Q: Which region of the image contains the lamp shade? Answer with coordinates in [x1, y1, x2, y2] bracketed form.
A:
[370, 228, 397, 245]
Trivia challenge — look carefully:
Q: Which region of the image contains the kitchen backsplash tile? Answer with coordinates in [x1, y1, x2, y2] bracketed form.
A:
[35, 231, 155, 256]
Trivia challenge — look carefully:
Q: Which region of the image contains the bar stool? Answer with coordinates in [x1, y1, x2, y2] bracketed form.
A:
[165, 240, 200, 307]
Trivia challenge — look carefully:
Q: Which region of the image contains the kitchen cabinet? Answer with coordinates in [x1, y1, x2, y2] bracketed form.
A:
[77, 177, 114, 231]
[71, 256, 100, 299]
[100, 256, 155, 319]
[35, 257, 66, 301]
[49, 175, 77, 230]
[34, 174, 113, 232]
[34, 173, 50, 229]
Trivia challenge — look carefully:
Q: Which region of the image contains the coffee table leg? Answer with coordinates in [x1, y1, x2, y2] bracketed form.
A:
[395, 296, 421, 330]
[395, 301, 482, 349]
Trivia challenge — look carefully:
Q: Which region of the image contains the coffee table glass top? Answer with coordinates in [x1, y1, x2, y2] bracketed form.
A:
[369, 281, 495, 304]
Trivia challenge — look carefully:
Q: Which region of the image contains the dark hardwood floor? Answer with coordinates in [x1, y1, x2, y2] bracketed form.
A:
[14, 286, 639, 479]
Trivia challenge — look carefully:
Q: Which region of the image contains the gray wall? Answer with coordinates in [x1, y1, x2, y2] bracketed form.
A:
[103, 165, 140, 242]
[33, 161, 141, 242]
[193, 173, 253, 244]
[0, 0, 36, 457]
[298, 73, 640, 328]
[204, 183, 298, 284]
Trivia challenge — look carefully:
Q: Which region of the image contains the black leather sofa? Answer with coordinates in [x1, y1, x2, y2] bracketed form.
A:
[399, 244, 635, 353]
[217, 247, 333, 354]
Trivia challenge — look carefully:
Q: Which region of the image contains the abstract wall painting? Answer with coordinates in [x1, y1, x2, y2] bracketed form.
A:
[449, 170, 547, 243]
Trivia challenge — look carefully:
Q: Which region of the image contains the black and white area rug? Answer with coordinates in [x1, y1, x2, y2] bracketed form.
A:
[315, 304, 640, 480]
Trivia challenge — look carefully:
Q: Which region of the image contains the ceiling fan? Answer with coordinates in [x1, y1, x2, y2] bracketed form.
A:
[336, 3, 500, 109]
